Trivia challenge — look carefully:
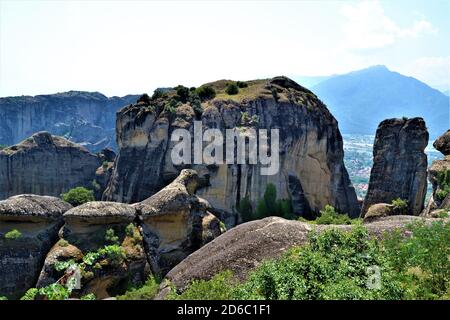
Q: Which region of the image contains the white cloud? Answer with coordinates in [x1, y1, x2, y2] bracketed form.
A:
[340, 1, 436, 50]
[402, 55, 450, 92]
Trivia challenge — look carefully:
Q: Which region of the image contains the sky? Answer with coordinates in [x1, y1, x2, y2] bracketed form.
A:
[0, 0, 449, 97]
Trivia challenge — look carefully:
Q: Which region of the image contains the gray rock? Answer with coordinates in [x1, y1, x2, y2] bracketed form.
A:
[433, 129, 450, 156]
[134, 169, 223, 276]
[62, 201, 137, 251]
[0, 132, 102, 200]
[362, 118, 428, 216]
[0, 194, 72, 298]
[103, 77, 360, 224]
[0, 91, 138, 152]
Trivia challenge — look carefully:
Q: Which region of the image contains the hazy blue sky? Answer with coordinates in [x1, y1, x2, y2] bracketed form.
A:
[1, 0, 449, 96]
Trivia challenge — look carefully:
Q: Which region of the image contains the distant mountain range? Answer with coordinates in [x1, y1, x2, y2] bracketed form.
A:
[299, 65, 449, 138]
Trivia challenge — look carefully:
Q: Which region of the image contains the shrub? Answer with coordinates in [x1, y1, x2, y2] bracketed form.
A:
[4, 229, 22, 240]
[151, 88, 165, 100]
[105, 228, 119, 244]
[167, 271, 235, 300]
[391, 198, 408, 214]
[175, 85, 190, 103]
[61, 187, 94, 206]
[0, 296, 8, 300]
[125, 223, 135, 237]
[21, 288, 38, 300]
[39, 283, 70, 300]
[98, 244, 126, 265]
[80, 293, 96, 300]
[314, 205, 354, 225]
[137, 93, 151, 105]
[225, 83, 239, 95]
[117, 276, 160, 300]
[238, 197, 253, 222]
[236, 81, 248, 88]
[196, 85, 216, 101]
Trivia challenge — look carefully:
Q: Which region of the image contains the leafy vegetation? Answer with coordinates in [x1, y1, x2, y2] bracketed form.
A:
[225, 82, 239, 95]
[61, 187, 95, 206]
[436, 169, 450, 201]
[4, 229, 22, 240]
[80, 293, 96, 300]
[137, 93, 151, 104]
[0, 296, 7, 300]
[105, 228, 119, 244]
[195, 85, 216, 101]
[297, 205, 360, 225]
[236, 81, 248, 88]
[117, 276, 160, 300]
[391, 198, 408, 214]
[237, 184, 294, 222]
[168, 221, 449, 300]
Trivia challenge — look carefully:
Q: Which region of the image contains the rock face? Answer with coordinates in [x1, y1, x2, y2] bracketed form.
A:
[0, 91, 139, 152]
[0, 132, 101, 200]
[104, 77, 360, 224]
[134, 169, 223, 276]
[433, 129, 450, 156]
[361, 118, 428, 216]
[157, 215, 433, 297]
[37, 201, 148, 299]
[0, 195, 72, 298]
[422, 130, 450, 216]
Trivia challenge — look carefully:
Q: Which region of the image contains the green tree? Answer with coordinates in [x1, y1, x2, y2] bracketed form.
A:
[238, 197, 254, 222]
[175, 85, 190, 103]
[61, 187, 95, 206]
[196, 85, 216, 101]
[225, 83, 239, 95]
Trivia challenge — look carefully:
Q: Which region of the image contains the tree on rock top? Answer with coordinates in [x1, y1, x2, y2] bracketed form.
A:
[61, 187, 95, 206]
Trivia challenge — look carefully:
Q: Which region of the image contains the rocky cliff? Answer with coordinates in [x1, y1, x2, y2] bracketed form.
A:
[361, 118, 428, 216]
[0, 132, 101, 200]
[422, 130, 450, 217]
[0, 195, 72, 298]
[0, 91, 138, 152]
[103, 77, 360, 224]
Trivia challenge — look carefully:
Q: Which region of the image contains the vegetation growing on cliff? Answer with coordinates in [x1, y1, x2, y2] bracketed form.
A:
[4, 229, 22, 240]
[298, 205, 358, 225]
[237, 183, 294, 222]
[61, 187, 95, 206]
[167, 220, 450, 300]
[436, 169, 450, 201]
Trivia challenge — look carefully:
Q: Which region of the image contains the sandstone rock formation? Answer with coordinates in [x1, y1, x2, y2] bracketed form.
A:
[422, 130, 450, 217]
[433, 129, 450, 156]
[0, 132, 101, 200]
[0, 91, 138, 152]
[156, 215, 437, 298]
[134, 169, 223, 276]
[104, 77, 360, 224]
[0, 195, 72, 298]
[61, 201, 137, 251]
[361, 118, 428, 216]
[36, 201, 148, 299]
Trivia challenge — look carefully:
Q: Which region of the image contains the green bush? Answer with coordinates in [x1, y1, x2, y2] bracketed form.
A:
[175, 85, 190, 103]
[173, 221, 449, 300]
[391, 198, 408, 214]
[117, 276, 160, 300]
[4, 229, 22, 240]
[105, 228, 119, 244]
[225, 83, 239, 95]
[61, 187, 94, 206]
[38, 283, 70, 300]
[236, 81, 248, 88]
[238, 197, 253, 222]
[137, 93, 151, 105]
[151, 88, 165, 100]
[436, 169, 450, 201]
[0, 296, 8, 300]
[80, 293, 96, 300]
[167, 271, 235, 300]
[196, 85, 216, 101]
[312, 205, 355, 225]
[20, 288, 38, 300]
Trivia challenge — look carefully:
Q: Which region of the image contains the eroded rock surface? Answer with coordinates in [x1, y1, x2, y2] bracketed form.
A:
[104, 77, 359, 224]
[362, 118, 428, 216]
[433, 129, 450, 156]
[0, 194, 72, 298]
[0, 132, 101, 200]
[134, 169, 223, 276]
